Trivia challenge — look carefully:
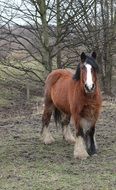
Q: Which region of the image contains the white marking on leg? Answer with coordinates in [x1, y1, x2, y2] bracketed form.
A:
[42, 126, 55, 144]
[74, 136, 89, 160]
[63, 125, 75, 144]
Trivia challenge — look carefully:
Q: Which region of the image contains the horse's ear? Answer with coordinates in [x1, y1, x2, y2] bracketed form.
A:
[81, 52, 86, 63]
[92, 52, 97, 59]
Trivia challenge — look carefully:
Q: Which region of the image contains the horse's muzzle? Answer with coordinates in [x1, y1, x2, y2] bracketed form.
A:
[84, 83, 95, 93]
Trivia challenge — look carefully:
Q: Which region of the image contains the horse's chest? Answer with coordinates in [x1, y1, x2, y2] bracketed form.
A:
[80, 105, 96, 131]
[80, 105, 96, 120]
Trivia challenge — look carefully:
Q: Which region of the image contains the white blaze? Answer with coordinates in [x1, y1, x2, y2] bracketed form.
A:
[85, 63, 93, 89]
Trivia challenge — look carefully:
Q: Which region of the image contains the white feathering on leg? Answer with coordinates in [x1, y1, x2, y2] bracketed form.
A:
[74, 136, 89, 160]
[63, 125, 75, 144]
[42, 126, 55, 144]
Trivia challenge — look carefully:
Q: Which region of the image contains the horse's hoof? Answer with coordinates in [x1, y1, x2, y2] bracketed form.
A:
[88, 149, 97, 156]
[92, 153, 97, 157]
[43, 135, 55, 145]
[74, 154, 89, 160]
[74, 151, 89, 160]
[44, 137, 55, 145]
[65, 137, 76, 144]
[63, 131, 76, 144]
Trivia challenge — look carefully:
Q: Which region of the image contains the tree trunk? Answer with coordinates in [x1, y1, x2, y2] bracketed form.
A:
[99, 0, 113, 95]
[98, 52, 112, 95]
[42, 50, 52, 76]
[38, 0, 52, 76]
[56, 0, 62, 68]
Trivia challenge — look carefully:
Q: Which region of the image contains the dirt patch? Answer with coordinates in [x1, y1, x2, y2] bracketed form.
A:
[0, 100, 116, 190]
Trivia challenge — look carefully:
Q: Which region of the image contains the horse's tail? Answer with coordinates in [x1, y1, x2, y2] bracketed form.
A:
[53, 107, 62, 127]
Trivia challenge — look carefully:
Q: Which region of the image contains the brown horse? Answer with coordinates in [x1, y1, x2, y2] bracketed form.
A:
[42, 52, 102, 160]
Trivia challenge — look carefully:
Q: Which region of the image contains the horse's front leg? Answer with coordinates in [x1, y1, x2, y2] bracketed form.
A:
[73, 116, 89, 160]
[85, 126, 97, 156]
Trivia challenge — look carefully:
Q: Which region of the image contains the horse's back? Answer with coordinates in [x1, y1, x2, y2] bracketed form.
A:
[46, 69, 72, 80]
[45, 69, 72, 88]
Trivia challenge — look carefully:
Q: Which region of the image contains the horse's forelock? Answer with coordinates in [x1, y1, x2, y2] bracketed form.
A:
[86, 56, 99, 73]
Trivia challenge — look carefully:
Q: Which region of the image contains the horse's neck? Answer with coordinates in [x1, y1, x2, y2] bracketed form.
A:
[75, 80, 84, 94]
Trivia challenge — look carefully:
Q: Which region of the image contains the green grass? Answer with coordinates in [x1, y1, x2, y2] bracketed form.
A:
[0, 101, 116, 190]
[0, 136, 115, 190]
[0, 61, 45, 107]
[0, 56, 115, 190]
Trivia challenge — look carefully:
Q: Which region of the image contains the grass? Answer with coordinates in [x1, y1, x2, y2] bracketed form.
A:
[0, 100, 116, 190]
[0, 60, 45, 108]
[0, 55, 115, 189]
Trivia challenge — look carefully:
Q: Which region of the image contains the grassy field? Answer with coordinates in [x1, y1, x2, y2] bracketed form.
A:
[0, 100, 116, 190]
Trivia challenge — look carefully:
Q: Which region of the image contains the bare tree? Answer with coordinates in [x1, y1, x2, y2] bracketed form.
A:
[67, 0, 116, 94]
[0, 0, 115, 94]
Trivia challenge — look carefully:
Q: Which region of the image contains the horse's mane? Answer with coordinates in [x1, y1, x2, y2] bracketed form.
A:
[73, 55, 99, 81]
[73, 64, 80, 81]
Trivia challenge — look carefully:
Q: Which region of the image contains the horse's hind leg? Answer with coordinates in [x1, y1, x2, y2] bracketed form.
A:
[62, 114, 75, 144]
[41, 103, 55, 144]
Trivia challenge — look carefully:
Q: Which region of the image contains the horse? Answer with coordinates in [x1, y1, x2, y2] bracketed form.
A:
[41, 52, 102, 160]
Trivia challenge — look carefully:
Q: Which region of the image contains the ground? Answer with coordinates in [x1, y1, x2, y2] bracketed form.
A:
[0, 99, 116, 190]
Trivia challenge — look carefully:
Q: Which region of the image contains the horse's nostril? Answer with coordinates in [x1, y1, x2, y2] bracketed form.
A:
[84, 84, 87, 89]
[85, 84, 89, 91]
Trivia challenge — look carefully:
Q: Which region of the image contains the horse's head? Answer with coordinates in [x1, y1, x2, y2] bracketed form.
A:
[80, 52, 99, 94]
